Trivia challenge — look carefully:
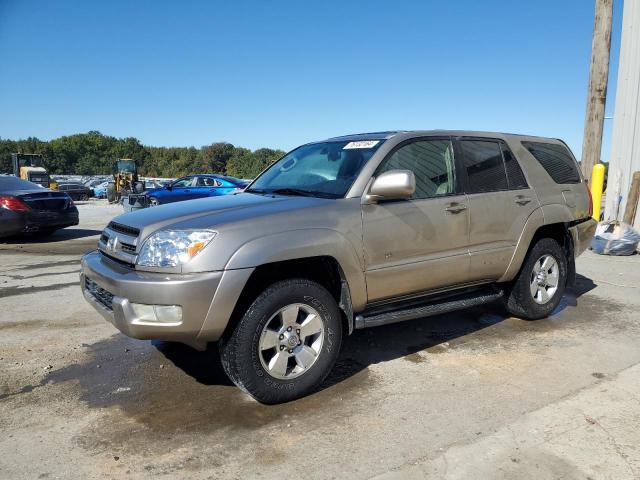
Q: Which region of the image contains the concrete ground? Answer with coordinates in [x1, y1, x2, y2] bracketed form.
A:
[1, 201, 640, 479]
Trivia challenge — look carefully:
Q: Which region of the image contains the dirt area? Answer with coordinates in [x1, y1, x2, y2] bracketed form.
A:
[1, 201, 640, 479]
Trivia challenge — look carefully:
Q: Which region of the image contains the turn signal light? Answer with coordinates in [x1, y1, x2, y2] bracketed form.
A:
[0, 195, 30, 212]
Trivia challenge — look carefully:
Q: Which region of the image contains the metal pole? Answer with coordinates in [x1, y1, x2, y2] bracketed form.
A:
[581, 0, 614, 181]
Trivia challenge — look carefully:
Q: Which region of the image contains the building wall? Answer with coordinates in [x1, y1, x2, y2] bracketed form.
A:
[605, 0, 640, 228]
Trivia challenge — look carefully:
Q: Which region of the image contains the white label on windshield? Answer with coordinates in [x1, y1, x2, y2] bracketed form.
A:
[343, 140, 380, 149]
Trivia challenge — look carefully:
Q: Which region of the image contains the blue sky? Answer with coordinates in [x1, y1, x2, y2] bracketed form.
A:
[0, 0, 624, 159]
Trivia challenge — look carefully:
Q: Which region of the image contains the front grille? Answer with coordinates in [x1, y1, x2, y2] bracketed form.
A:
[108, 222, 140, 237]
[120, 242, 136, 253]
[85, 277, 114, 311]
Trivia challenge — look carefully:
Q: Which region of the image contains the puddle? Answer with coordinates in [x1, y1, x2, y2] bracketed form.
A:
[38, 334, 377, 445]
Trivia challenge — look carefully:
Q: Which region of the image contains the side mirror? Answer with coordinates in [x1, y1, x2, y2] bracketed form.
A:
[166, 183, 173, 191]
[367, 170, 415, 202]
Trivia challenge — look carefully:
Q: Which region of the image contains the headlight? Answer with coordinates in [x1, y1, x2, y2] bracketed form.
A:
[137, 230, 216, 267]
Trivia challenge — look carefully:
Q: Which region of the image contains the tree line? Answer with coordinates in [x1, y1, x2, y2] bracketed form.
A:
[0, 131, 286, 179]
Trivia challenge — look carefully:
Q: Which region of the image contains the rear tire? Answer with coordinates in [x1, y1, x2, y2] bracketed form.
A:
[219, 279, 342, 404]
[148, 197, 160, 206]
[505, 238, 568, 320]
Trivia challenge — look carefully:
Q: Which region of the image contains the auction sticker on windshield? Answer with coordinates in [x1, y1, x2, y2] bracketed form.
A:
[343, 140, 380, 149]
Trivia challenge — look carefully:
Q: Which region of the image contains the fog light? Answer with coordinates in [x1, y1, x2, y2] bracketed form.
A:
[131, 303, 183, 324]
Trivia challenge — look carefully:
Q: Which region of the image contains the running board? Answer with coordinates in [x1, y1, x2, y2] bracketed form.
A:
[354, 288, 504, 329]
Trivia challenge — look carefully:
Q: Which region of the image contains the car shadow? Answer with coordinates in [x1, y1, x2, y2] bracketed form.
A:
[154, 273, 598, 396]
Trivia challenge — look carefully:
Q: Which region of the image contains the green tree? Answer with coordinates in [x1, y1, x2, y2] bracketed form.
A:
[0, 132, 285, 179]
[201, 142, 235, 173]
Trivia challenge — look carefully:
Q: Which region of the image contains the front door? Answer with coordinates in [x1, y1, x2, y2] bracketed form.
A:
[170, 176, 196, 202]
[362, 138, 470, 302]
[455, 138, 539, 281]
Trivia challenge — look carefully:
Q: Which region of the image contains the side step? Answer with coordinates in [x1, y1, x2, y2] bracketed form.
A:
[354, 288, 504, 329]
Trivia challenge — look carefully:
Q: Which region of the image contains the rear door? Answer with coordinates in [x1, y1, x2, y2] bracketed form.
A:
[362, 137, 470, 302]
[192, 176, 223, 198]
[455, 138, 539, 281]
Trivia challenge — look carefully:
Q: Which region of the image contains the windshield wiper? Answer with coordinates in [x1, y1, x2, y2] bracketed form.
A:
[270, 188, 338, 199]
[270, 188, 316, 197]
[245, 188, 269, 194]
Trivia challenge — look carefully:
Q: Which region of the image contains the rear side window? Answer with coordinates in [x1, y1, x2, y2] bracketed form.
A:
[459, 140, 508, 193]
[521, 141, 581, 184]
[501, 144, 528, 189]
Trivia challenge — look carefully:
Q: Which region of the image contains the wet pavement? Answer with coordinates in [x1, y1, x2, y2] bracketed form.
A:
[1, 202, 640, 479]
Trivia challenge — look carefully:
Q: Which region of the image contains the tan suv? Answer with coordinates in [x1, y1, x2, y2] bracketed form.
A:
[81, 131, 596, 403]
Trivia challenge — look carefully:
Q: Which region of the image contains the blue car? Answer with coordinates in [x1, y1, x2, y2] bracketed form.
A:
[93, 181, 112, 199]
[145, 174, 248, 206]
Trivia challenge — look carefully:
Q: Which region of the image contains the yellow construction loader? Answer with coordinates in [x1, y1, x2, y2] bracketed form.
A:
[11, 153, 57, 189]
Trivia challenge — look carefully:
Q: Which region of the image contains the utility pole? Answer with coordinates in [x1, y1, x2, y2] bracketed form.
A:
[581, 0, 614, 181]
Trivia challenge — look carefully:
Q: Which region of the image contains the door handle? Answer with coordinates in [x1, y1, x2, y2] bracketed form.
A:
[445, 203, 467, 214]
[515, 196, 532, 205]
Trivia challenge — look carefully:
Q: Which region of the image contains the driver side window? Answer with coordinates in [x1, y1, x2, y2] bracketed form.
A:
[376, 139, 456, 199]
[173, 177, 193, 188]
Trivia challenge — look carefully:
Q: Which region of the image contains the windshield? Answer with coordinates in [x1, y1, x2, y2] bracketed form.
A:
[17, 155, 44, 168]
[116, 160, 136, 173]
[247, 140, 383, 198]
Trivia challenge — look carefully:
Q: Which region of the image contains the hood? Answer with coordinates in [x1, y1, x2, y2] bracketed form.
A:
[111, 192, 332, 240]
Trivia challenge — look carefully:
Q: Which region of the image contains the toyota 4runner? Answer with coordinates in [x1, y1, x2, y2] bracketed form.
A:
[81, 131, 597, 403]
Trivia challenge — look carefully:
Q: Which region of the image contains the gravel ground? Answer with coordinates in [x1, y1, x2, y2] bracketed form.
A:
[1, 201, 640, 479]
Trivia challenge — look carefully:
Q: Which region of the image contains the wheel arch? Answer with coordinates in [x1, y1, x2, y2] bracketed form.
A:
[224, 229, 366, 309]
[220, 255, 356, 342]
[499, 206, 575, 286]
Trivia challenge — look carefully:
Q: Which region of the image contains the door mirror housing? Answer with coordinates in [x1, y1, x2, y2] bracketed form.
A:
[367, 170, 416, 202]
[166, 183, 173, 191]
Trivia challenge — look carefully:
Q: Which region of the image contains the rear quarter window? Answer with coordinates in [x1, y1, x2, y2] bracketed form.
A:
[521, 141, 581, 184]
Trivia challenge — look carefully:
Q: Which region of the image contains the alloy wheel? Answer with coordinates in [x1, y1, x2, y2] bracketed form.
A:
[530, 254, 559, 304]
[258, 303, 324, 380]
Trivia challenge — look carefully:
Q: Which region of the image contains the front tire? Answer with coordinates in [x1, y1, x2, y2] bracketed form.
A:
[106, 184, 116, 203]
[219, 279, 342, 404]
[505, 237, 568, 320]
[148, 197, 159, 206]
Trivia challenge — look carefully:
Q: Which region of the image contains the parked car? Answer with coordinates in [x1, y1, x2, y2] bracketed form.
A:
[93, 181, 112, 199]
[84, 178, 109, 188]
[144, 179, 163, 190]
[81, 130, 596, 403]
[58, 182, 93, 201]
[0, 177, 78, 238]
[145, 174, 248, 205]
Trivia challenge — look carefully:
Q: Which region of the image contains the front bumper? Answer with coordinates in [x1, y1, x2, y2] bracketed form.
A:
[80, 250, 222, 343]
